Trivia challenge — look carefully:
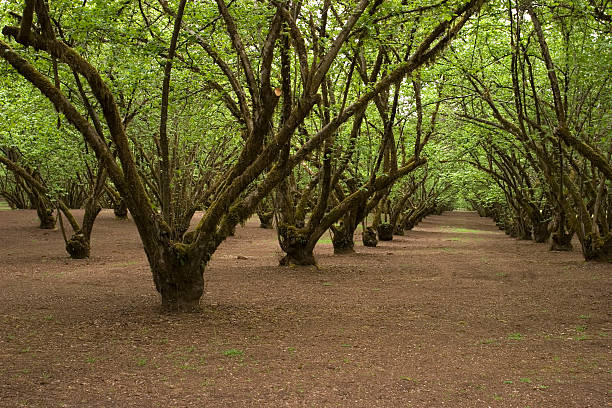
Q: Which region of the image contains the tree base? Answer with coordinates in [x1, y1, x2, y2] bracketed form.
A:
[533, 222, 550, 243]
[583, 233, 612, 263]
[113, 200, 128, 220]
[550, 232, 573, 251]
[258, 212, 273, 229]
[279, 252, 316, 266]
[38, 209, 56, 229]
[377, 224, 394, 241]
[66, 234, 90, 259]
[403, 220, 416, 231]
[362, 227, 378, 247]
[332, 229, 355, 255]
[154, 245, 206, 312]
[160, 298, 201, 313]
[333, 244, 355, 255]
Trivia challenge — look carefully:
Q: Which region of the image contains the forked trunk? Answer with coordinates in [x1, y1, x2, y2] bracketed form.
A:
[65, 196, 102, 259]
[257, 210, 274, 229]
[66, 234, 90, 259]
[278, 225, 316, 266]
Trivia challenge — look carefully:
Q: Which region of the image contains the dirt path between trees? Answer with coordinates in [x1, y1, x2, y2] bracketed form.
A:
[0, 210, 610, 407]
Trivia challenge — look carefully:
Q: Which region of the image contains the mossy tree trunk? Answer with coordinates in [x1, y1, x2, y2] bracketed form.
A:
[0, 150, 57, 229]
[257, 199, 274, 229]
[582, 233, 612, 263]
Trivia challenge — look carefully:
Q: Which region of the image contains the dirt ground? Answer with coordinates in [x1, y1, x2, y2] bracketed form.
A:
[0, 209, 610, 407]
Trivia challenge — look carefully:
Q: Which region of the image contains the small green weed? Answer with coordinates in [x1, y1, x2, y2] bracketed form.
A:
[136, 357, 147, 367]
[575, 326, 587, 333]
[519, 377, 532, 383]
[179, 363, 196, 371]
[575, 334, 589, 341]
[86, 356, 97, 364]
[503, 380, 513, 384]
[508, 333, 523, 340]
[222, 349, 244, 357]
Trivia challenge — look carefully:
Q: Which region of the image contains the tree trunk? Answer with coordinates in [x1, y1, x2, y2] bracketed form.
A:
[279, 247, 317, 266]
[394, 223, 405, 236]
[377, 223, 394, 241]
[278, 225, 316, 266]
[114, 198, 128, 219]
[151, 244, 207, 311]
[515, 214, 532, 240]
[533, 220, 551, 243]
[66, 233, 90, 259]
[362, 226, 378, 247]
[36, 200, 56, 229]
[257, 210, 274, 229]
[65, 196, 103, 259]
[331, 225, 355, 254]
[582, 233, 612, 263]
[550, 232, 573, 251]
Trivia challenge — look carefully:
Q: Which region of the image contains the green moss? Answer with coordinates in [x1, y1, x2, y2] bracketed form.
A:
[278, 224, 308, 246]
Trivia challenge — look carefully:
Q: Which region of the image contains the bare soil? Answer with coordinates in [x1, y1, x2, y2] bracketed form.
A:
[0, 209, 610, 407]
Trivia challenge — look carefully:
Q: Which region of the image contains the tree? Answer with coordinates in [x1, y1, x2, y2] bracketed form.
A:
[1, 0, 486, 309]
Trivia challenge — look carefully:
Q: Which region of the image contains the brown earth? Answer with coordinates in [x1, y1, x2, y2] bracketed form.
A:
[0, 209, 610, 407]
